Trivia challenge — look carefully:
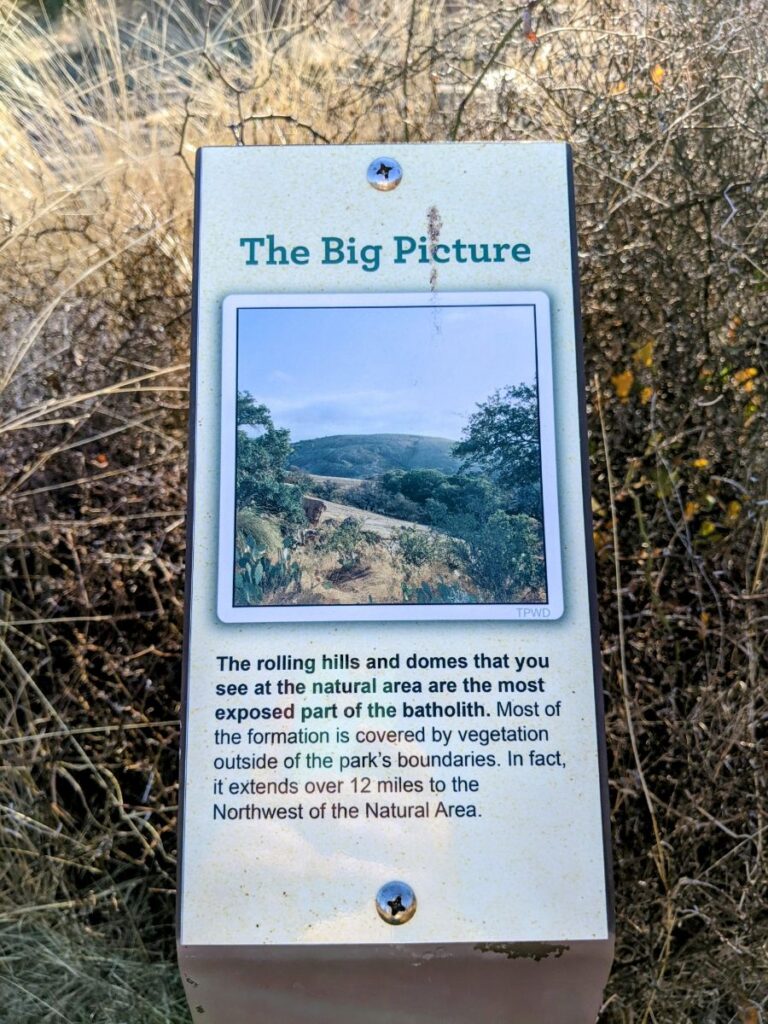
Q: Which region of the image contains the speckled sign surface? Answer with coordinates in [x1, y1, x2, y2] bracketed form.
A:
[180, 142, 610, 947]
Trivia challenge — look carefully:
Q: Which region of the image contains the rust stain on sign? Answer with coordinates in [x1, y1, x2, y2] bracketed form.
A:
[427, 204, 443, 291]
[474, 942, 570, 961]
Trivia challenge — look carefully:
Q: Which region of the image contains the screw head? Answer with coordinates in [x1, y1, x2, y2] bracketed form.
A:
[375, 880, 417, 925]
[367, 157, 403, 191]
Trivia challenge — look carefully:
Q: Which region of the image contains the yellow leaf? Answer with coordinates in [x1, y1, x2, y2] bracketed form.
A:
[726, 500, 742, 523]
[684, 501, 699, 521]
[633, 340, 654, 368]
[611, 369, 634, 401]
[744, 400, 761, 422]
[610, 81, 627, 96]
[692, 457, 709, 468]
[593, 530, 610, 555]
[699, 520, 716, 537]
[734, 367, 758, 384]
[650, 63, 666, 87]
[640, 386, 654, 405]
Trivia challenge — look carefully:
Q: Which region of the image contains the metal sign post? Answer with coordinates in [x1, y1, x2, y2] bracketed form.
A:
[178, 142, 613, 1023]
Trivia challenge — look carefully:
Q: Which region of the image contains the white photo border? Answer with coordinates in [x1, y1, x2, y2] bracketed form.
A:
[217, 291, 563, 623]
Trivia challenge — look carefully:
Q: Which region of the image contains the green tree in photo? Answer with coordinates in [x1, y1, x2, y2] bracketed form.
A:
[236, 391, 304, 524]
[396, 526, 439, 568]
[457, 511, 544, 602]
[382, 468, 447, 505]
[318, 516, 377, 580]
[452, 384, 541, 517]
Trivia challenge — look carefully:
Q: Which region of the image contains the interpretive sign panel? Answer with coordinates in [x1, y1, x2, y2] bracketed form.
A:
[178, 142, 612, 1023]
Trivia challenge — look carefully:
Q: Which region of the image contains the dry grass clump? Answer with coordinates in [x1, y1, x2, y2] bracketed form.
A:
[0, 1, 766, 1021]
[0, 916, 188, 1023]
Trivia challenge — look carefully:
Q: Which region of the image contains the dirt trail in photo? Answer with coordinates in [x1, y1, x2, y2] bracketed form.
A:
[306, 473, 361, 492]
[308, 496, 431, 539]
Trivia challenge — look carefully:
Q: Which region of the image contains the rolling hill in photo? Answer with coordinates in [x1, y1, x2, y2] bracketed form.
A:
[289, 433, 461, 478]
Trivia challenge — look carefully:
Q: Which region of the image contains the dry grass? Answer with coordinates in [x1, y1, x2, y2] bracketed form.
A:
[0, 917, 188, 1023]
[0, 1, 766, 1021]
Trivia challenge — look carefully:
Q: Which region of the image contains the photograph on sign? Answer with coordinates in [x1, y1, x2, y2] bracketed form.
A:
[217, 292, 563, 623]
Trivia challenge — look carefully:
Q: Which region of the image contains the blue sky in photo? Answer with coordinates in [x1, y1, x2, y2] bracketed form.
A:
[237, 302, 537, 442]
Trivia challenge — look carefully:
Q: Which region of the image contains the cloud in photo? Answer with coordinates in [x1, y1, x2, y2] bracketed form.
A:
[237, 302, 537, 441]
